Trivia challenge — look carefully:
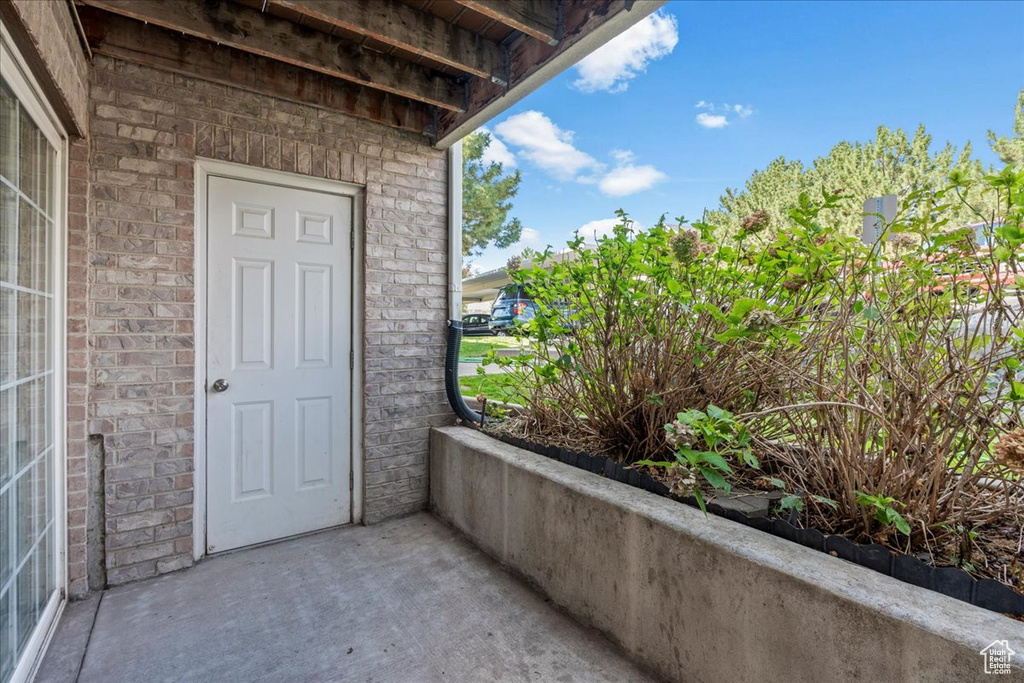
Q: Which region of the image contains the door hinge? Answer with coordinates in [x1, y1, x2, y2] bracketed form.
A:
[349, 349, 354, 369]
[350, 228, 355, 252]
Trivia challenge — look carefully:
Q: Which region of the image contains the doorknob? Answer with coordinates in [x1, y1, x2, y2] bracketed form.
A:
[211, 379, 229, 393]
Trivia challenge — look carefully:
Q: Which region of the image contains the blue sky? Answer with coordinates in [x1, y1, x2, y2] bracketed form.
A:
[467, 0, 1024, 272]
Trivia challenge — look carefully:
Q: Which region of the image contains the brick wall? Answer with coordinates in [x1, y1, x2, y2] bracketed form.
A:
[2, 0, 89, 135]
[73, 55, 453, 591]
[66, 137, 91, 597]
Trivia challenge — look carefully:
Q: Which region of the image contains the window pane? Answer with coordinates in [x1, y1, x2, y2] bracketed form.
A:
[18, 108, 40, 211]
[44, 448, 54, 529]
[0, 286, 12, 385]
[41, 147, 54, 219]
[0, 386, 11, 485]
[32, 456, 47, 543]
[0, 484, 10, 588]
[17, 200, 46, 292]
[0, 590, 12, 682]
[16, 551, 35, 651]
[0, 385, 11, 485]
[14, 461, 33, 566]
[16, 292, 45, 378]
[15, 379, 45, 472]
[36, 526, 51, 617]
[0, 79, 16, 184]
[0, 183, 15, 287]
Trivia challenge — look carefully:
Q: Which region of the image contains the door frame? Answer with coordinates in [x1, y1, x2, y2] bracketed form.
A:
[193, 158, 364, 561]
[1, 20, 69, 683]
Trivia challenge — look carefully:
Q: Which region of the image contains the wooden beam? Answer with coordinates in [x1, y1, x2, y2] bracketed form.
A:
[273, 0, 506, 85]
[77, 0, 465, 111]
[452, 0, 561, 45]
[76, 7, 433, 135]
[437, 0, 665, 147]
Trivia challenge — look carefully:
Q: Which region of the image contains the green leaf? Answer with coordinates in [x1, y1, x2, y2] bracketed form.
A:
[699, 467, 729, 491]
[635, 459, 673, 469]
[676, 410, 705, 425]
[697, 452, 734, 473]
[693, 490, 708, 516]
[810, 494, 839, 511]
[727, 298, 761, 323]
[714, 329, 752, 342]
[779, 494, 804, 512]
[740, 450, 759, 469]
[705, 404, 727, 420]
[891, 512, 911, 536]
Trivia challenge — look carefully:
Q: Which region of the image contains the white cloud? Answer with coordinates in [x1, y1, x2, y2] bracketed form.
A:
[599, 163, 667, 196]
[610, 149, 635, 164]
[518, 227, 540, 245]
[693, 101, 754, 128]
[478, 127, 516, 167]
[494, 113, 664, 196]
[494, 111, 601, 180]
[575, 217, 644, 242]
[696, 112, 729, 129]
[572, 11, 678, 93]
[576, 218, 621, 241]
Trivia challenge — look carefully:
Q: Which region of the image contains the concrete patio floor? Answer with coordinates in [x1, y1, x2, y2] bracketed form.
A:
[36, 513, 655, 682]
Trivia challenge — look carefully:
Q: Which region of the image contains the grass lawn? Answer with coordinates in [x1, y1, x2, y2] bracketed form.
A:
[458, 335, 525, 361]
[459, 372, 525, 404]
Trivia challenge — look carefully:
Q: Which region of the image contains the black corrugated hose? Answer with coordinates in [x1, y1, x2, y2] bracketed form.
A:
[445, 319, 483, 426]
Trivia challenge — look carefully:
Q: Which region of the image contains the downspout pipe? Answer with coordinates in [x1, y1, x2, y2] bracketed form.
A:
[448, 139, 463, 321]
[445, 320, 482, 426]
[445, 140, 481, 425]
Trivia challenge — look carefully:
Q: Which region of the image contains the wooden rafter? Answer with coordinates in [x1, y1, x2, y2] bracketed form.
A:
[437, 0, 662, 146]
[76, 8, 434, 135]
[273, 0, 507, 85]
[451, 0, 561, 45]
[77, 0, 465, 111]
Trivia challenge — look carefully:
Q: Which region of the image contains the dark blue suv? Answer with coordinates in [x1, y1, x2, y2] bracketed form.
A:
[489, 284, 537, 334]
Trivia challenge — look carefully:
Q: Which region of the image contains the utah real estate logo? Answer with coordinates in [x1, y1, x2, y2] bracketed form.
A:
[980, 640, 1016, 675]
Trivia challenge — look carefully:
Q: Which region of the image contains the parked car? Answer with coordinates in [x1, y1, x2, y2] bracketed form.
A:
[461, 313, 495, 336]
[489, 284, 538, 334]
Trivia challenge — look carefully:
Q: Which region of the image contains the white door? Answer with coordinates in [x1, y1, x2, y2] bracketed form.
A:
[206, 176, 352, 553]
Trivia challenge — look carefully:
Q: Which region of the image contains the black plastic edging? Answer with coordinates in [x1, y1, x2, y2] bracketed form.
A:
[490, 431, 1024, 618]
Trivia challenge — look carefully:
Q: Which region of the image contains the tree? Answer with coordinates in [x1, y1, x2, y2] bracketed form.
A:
[707, 123, 992, 241]
[988, 88, 1024, 167]
[462, 131, 522, 257]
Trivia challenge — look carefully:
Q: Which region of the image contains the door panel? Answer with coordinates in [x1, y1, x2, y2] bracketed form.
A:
[206, 176, 352, 553]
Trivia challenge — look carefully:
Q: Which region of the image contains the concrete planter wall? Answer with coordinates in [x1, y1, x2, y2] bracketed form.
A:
[430, 426, 1024, 683]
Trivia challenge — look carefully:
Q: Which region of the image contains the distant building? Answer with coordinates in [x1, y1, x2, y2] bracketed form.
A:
[462, 248, 584, 312]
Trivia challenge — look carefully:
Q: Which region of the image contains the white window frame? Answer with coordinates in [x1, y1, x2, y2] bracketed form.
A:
[193, 158, 365, 561]
[1, 20, 69, 683]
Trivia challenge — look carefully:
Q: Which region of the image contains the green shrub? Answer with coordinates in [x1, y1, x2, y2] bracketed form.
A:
[487, 168, 1024, 574]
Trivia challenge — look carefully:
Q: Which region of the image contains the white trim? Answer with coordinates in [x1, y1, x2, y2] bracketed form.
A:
[11, 594, 65, 683]
[349, 184, 365, 525]
[447, 141, 463, 320]
[435, 0, 665, 148]
[193, 158, 365, 560]
[1, 19, 69, 683]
